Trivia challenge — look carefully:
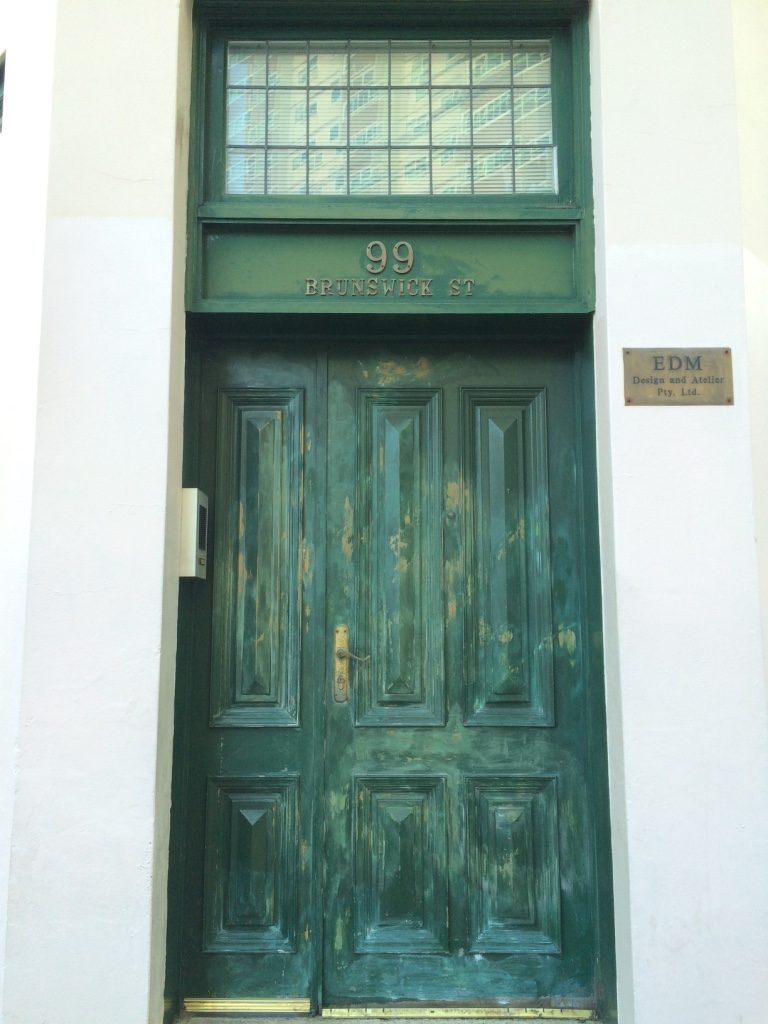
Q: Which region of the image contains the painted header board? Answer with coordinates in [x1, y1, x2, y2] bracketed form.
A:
[195, 222, 589, 314]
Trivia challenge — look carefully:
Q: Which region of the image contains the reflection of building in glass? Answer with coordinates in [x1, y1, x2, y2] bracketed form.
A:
[225, 40, 555, 195]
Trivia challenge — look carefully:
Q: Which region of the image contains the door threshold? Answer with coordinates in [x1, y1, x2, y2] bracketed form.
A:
[183, 1019, 600, 1024]
[182, 1008, 597, 1023]
[322, 1012, 595, 1020]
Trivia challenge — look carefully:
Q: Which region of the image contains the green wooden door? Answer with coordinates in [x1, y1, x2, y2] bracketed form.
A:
[180, 343, 326, 1006]
[179, 333, 604, 1011]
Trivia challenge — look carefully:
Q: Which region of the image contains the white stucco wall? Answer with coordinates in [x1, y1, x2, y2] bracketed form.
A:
[0, 2, 58, 1010]
[590, 1, 768, 1022]
[0, 1, 192, 1022]
[733, 0, 768, 674]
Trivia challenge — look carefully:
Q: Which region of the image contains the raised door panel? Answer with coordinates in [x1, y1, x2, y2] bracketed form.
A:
[204, 776, 299, 952]
[354, 775, 448, 953]
[466, 775, 561, 953]
[463, 388, 554, 726]
[356, 389, 444, 726]
[211, 389, 304, 726]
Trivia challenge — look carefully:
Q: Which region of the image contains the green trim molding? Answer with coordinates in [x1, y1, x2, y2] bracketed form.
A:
[186, 3, 594, 315]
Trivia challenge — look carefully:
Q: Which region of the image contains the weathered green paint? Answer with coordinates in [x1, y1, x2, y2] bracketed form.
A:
[175, 346, 325, 1001]
[168, 325, 613, 1014]
[197, 1, 589, 19]
[185, 13, 594, 316]
[198, 225, 581, 314]
[463, 388, 554, 725]
[211, 389, 304, 725]
[323, 343, 596, 1004]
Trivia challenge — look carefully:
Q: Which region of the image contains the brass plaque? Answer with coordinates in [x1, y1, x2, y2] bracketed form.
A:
[623, 348, 733, 406]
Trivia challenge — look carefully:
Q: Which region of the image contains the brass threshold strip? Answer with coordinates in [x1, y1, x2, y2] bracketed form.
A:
[182, 1003, 594, 1021]
[322, 1012, 595, 1021]
[184, 999, 312, 1014]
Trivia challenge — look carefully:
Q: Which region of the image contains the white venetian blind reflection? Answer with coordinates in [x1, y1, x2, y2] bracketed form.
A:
[225, 39, 556, 196]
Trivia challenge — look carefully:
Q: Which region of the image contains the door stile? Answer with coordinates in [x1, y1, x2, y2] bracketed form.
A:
[571, 343, 616, 1015]
[311, 344, 330, 1014]
[322, 344, 360, 998]
[442, 377, 466, 958]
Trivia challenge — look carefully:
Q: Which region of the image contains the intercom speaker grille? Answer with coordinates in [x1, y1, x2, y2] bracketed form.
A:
[197, 503, 208, 551]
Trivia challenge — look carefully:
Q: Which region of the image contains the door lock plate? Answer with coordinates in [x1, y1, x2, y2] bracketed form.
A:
[334, 625, 350, 702]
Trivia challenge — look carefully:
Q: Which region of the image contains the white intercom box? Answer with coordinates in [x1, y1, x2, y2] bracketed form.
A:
[179, 488, 208, 579]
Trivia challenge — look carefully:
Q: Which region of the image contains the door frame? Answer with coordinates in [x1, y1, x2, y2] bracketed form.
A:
[164, 312, 616, 1022]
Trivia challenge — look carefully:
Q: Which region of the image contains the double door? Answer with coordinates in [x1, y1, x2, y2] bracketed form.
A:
[177, 334, 603, 1011]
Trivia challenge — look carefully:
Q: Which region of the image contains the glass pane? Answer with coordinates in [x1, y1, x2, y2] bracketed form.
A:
[350, 88, 379, 115]
[514, 88, 552, 144]
[267, 90, 306, 145]
[309, 149, 347, 193]
[432, 90, 470, 145]
[391, 89, 429, 145]
[391, 43, 430, 85]
[473, 89, 512, 145]
[309, 43, 348, 86]
[310, 90, 347, 145]
[227, 90, 266, 146]
[227, 148, 265, 193]
[268, 44, 307, 86]
[350, 149, 389, 194]
[350, 91, 388, 145]
[391, 148, 430, 194]
[431, 43, 470, 86]
[513, 42, 551, 85]
[228, 43, 266, 87]
[472, 44, 511, 86]
[267, 149, 307, 193]
[474, 148, 514, 193]
[515, 147, 556, 192]
[224, 38, 557, 196]
[350, 46, 388, 86]
[432, 148, 472, 193]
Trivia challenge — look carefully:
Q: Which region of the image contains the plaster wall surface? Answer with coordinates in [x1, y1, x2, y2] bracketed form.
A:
[590, 1, 768, 1022]
[0, 2, 58, 1009]
[0, 1, 191, 1022]
[732, 0, 768, 673]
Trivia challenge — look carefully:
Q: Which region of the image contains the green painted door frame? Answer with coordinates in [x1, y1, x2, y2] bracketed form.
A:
[185, 4, 594, 317]
[165, 5, 614, 1021]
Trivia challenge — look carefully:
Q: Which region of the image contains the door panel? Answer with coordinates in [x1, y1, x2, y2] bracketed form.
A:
[466, 774, 561, 954]
[353, 775, 449, 954]
[180, 337, 600, 1010]
[204, 775, 300, 952]
[356, 388, 444, 725]
[211, 388, 304, 727]
[463, 388, 554, 726]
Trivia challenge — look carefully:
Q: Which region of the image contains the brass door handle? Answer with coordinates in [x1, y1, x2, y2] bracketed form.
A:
[333, 625, 369, 702]
[335, 648, 370, 662]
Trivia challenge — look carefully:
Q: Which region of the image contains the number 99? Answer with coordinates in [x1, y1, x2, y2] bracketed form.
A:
[392, 241, 414, 275]
[366, 241, 387, 275]
[365, 240, 415, 275]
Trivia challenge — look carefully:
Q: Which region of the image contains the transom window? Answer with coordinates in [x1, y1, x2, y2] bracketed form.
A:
[225, 39, 555, 196]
